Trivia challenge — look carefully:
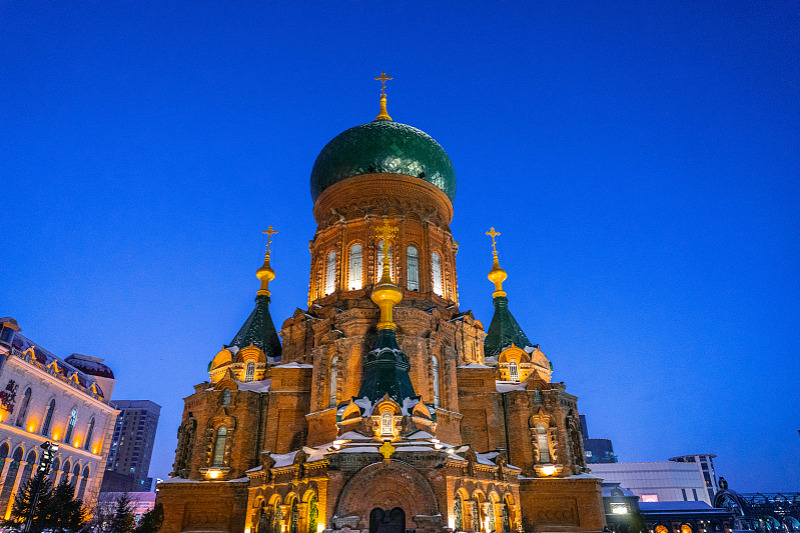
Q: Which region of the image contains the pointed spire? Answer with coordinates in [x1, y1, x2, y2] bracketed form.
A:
[256, 226, 277, 296]
[483, 228, 533, 360]
[374, 71, 393, 121]
[371, 218, 402, 330]
[486, 227, 507, 298]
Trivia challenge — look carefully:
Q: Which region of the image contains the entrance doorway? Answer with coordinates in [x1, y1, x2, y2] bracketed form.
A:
[369, 507, 405, 533]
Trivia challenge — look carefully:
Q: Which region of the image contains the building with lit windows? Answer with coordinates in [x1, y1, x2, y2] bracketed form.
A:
[580, 415, 618, 464]
[591, 462, 712, 505]
[0, 317, 118, 516]
[157, 79, 606, 533]
[103, 400, 161, 492]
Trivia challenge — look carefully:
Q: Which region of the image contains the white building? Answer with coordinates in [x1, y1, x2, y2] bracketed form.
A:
[669, 454, 720, 503]
[590, 461, 712, 505]
[0, 317, 119, 518]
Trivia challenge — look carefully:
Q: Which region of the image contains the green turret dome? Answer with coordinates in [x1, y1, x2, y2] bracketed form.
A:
[310, 119, 456, 201]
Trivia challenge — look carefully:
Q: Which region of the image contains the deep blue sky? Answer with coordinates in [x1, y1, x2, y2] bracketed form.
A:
[2, 1, 798, 492]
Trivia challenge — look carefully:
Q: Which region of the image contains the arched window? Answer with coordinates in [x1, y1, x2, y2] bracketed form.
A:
[245, 362, 255, 382]
[77, 466, 89, 500]
[70, 463, 80, 487]
[406, 246, 419, 290]
[325, 251, 336, 295]
[537, 424, 550, 463]
[290, 499, 299, 533]
[307, 494, 319, 533]
[83, 417, 95, 450]
[0, 448, 23, 502]
[348, 244, 363, 290]
[15, 387, 32, 427]
[222, 388, 231, 406]
[454, 494, 464, 531]
[329, 356, 338, 408]
[509, 361, 519, 382]
[61, 460, 71, 485]
[21, 450, 37, 485]
[64, 408, 77, 442]
[432, 355, 441, 407]
[380, 411, 393, 437]
[49, 457, 60, 484]
[212, 426, 227, 466]
[377, 242, 392, 278]
[41, 399, 55, 436]
[431, 252, 443, 296]
[0, 443, 8, 481]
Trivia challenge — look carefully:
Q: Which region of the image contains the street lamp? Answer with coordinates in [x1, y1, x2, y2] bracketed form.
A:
[22, 441, 59, 533]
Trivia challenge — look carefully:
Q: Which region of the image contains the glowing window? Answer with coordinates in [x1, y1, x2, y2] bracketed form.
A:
[536, 424, 550, 463]
[325, 251, 336, 295]
[212, 426, 227, 466]
[509, 361, 520, 382]
[682, 525, 693, 533]
[380, 412, 393, 436]
[656, 526, 669, 533]
[245, 362, 255, 382]
[431, 252, 443, 296]
[407, 246, 419, 290]
[348, 245, 363, 290]
[377, 242, 393, 278]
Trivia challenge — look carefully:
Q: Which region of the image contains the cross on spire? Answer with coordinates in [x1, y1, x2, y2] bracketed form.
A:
[375, 71, 393, 95]
[486, 227, 501, 253]
[262, 226, 278, 253]
[375, 218, 399, 245]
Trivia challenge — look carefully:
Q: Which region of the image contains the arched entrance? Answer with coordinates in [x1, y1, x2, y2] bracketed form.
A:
[370, 507, 405, 533]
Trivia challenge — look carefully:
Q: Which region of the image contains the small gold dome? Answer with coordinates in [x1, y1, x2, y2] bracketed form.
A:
[256, 255, 275, 296]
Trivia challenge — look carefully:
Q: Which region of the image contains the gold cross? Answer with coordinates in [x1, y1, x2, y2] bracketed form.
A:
[379, 440, 396, 461]
[262, 226, 277, 253]
[375, 71, 393, 95]
[375, 218, 399, 245]
[486, 227, 501, 253]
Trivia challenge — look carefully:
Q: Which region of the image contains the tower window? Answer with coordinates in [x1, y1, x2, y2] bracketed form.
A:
[212, 426, 227, 466]
[329, 356, 338, 408]
[377, 242, 392, 278]
[325, 251, 336, 295]
[431, 252, 443, 296]
[84, 417, 95, 450]
[432, 355, 441, 407]
[380, 411, 393, 437]
[406, 245, 419, 290]
[245, 362, 255, 382]
[15, 388, 31, 428]
[42, 399, 55, 436]
[348, 244, 363, 290]
[221, 388, 231, 406]
[537, 424, 550, 463]
[509, 361, 519, 382]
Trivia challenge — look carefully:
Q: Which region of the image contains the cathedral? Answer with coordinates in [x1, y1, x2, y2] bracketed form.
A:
[157, 75, 606, 533]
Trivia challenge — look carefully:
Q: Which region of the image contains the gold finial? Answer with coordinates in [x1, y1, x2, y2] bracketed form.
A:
[486, 227, 508, 298]
[256, 226, 277, 296]
[374, 71, 393, 121]
[371, 218, 402, 330]
[379, 440, 396, 462]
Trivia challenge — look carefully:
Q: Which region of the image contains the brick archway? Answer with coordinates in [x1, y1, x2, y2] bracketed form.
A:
[335, 460, 439, 529]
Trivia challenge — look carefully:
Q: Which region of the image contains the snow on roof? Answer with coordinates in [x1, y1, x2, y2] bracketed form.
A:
[273, 362, 313, 369]
[458, 363, 493, 369]
[238, 379, 271, 392]
[496, 382, 526, 393]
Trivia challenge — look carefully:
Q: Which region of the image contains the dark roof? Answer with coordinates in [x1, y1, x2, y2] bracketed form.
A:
[228, 295, 282, 360]
[65, 354, 115, 379]
[484, 296, 533, 359]
[310, 119, 456, 201]
[357, 329, 417, 403]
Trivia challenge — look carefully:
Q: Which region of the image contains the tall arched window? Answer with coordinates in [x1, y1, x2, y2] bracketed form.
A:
[329, 356, 338, 408]
[77, 466, 89, 500]
[21, 450, 36, 485]
[454, 494, 463, 531]
[42, 399, 55, 436]
[308, 493, 319, 533]
[509, 361, 519, 382]
[49, 457, 60, 484]
[83, 417, 95, 450]
[377, 242, 392, 278]
[431, 252, 443, 296]
[536, 425, 550, 463]
[70, 463, 80, 487]
[0, 448, 23, 502]
[221, 388, 231, 406]
[325, 251, 336, 295]
[15, 387, 31, 427]
[245, 362, 255, 382]
[407, 246, 419, 290]
[348, 245, 363, 290]
[432, 355, 441, 407]
[212, 426, 227, 466]
[64, 408, 77, 442]
[0, 443, 8, 481]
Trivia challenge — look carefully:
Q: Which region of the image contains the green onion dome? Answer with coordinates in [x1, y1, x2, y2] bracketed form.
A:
[310, 119, 456, 202]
